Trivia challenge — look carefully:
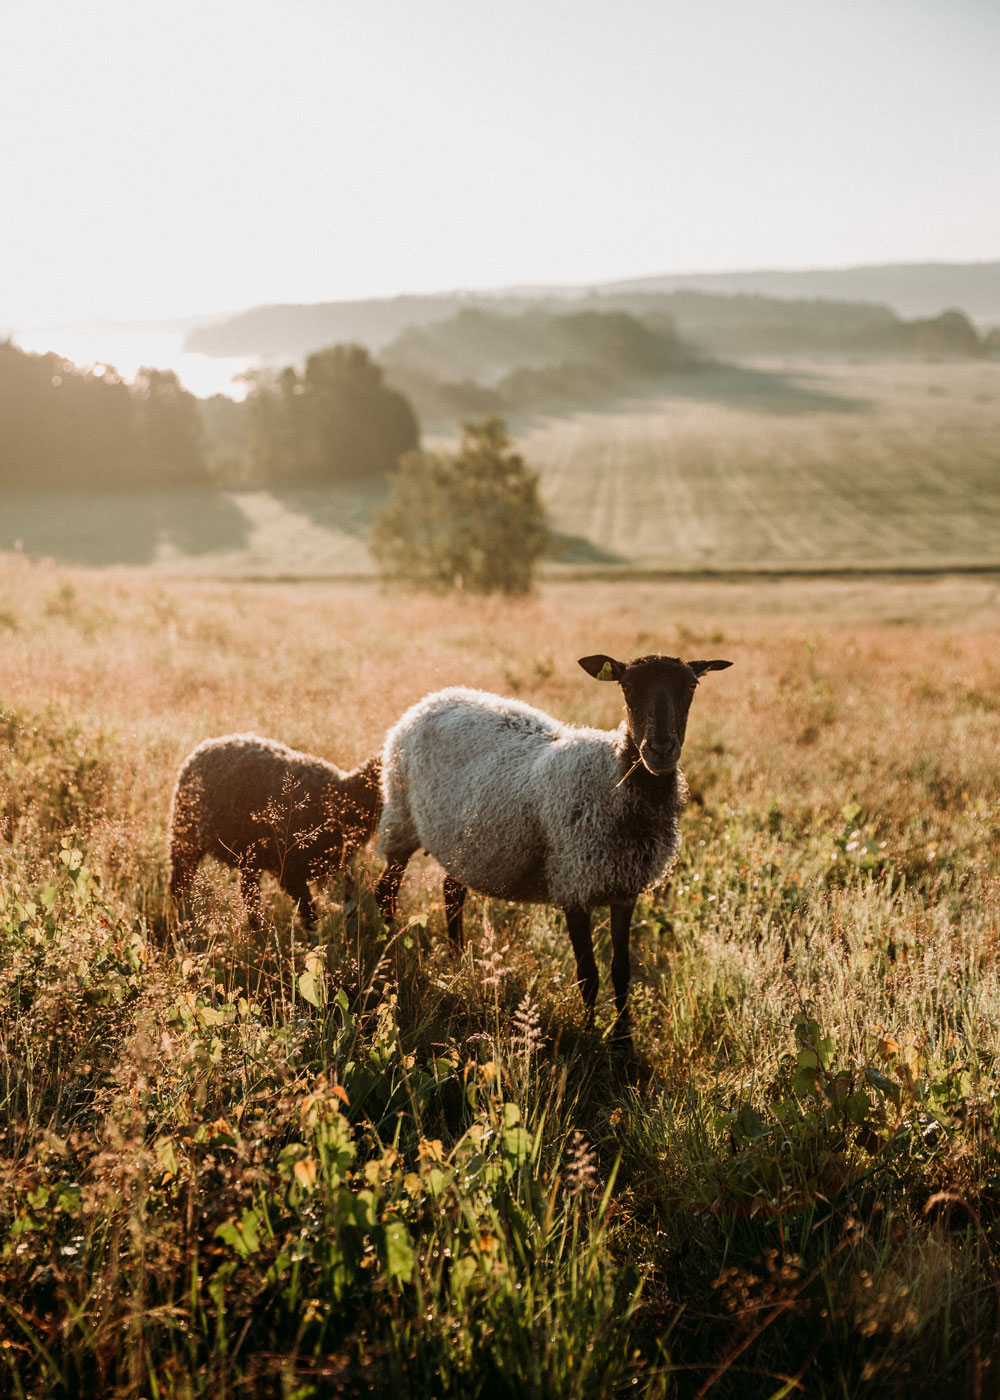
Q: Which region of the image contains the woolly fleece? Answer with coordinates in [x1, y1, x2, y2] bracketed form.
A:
[169, 733, 380, 893]
[377, 687, 686, 910]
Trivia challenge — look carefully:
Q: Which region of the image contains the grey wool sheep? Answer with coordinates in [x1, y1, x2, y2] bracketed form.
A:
[375, 652, 731, 1041]
[169, 734, 381, 929]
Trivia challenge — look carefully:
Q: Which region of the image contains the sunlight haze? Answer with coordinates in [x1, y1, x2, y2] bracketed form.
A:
[3, 0, 998, 330]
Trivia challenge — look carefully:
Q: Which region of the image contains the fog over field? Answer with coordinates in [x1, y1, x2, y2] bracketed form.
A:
[3, 359, 998, 576]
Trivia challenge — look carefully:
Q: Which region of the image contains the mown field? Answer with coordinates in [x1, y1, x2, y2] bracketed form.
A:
[2, 358, 999, 577]
[2, 558, 1000, 1397]
[524, 359, 1000, 571]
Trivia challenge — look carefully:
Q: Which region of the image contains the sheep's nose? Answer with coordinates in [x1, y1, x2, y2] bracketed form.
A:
[641, 740, 680, 774]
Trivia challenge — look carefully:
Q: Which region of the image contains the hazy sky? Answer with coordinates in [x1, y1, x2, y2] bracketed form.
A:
[3, 0, 998, 328]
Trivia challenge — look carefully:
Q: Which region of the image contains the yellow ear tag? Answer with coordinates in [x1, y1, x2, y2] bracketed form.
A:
[597, 662, 616, 681]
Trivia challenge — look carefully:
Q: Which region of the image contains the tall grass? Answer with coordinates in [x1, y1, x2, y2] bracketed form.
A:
[2, 557, 999, 1396]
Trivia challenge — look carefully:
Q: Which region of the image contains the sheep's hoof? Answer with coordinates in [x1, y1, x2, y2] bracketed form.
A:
[611, 1010, 632, 1046]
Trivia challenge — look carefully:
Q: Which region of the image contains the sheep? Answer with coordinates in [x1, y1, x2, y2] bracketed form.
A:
[374, 652, 731, 1042]
[168, 734, 381, 929]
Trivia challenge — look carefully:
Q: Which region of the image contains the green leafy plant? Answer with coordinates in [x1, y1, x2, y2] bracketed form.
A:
[370, 416, 551, 595]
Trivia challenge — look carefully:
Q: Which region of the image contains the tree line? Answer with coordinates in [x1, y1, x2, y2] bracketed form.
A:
[243, 344, 418, 484]
[369, 302, 1000, 424]
[0, 342, 206, 490]
[0, 339, 420, 492]
[1, 338, 549, 595]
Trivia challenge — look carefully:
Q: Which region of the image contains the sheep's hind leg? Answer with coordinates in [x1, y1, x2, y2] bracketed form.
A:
[168, 852, 199, 907]
[609, 900, 636, 1048]
[282, 870, 317, 930]
[443, 875, 466, 951]
[564, 906, 599, 1024]
[375, 854, 411, 928]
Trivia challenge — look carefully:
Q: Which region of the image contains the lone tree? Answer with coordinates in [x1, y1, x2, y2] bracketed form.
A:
[370, 416, 550, 595]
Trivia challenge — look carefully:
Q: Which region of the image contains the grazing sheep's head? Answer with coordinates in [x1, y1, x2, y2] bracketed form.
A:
[579, 652, 732, 776]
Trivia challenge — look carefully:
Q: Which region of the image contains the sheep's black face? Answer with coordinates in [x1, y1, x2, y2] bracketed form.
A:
[620, 656, 698, 775]
[579, 651, 733, 777]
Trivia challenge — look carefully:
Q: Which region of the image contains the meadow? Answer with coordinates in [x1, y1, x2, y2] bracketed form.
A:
[2, 556, 1000, 1397]
[2, 359, 999, 578]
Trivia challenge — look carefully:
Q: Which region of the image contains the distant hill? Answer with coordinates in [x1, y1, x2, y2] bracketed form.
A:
[604, 262, 1000, 323]
[185, 295, 477, 359]
[378, 305, 700, 422]
[378, 301, 992, 423]
[184, 261, 1000, 362]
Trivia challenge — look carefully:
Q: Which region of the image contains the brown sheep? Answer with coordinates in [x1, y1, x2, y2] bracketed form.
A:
[169, 734, 381, 929]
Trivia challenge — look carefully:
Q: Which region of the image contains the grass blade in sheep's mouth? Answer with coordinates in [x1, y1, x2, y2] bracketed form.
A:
[614, 757, 644, 789]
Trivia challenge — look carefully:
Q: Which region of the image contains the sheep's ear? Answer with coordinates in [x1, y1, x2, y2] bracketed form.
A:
[579, 654, 626, 683]
[687, 659, 733, 677]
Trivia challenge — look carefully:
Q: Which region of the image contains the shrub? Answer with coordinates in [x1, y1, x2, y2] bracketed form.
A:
[370, 417, 550, 595]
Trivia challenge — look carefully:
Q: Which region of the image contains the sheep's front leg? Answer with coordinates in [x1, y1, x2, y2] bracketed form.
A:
[609, 899, 636, 1046]
[275, 847, 319, 929]
[239, 868, 263, 932]
[564, 906, 599, 1022]
[443, 875, 466, 951]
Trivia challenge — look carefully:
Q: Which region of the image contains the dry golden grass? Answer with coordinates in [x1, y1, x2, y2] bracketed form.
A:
[2, 553, 998, 903]
[0, 557, 993, 847]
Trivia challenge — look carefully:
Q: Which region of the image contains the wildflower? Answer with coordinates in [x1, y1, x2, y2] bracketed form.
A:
[477, 917, 510, 992]
[512, 992, 544, 1058]
[563, 1130, 600, 1199]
